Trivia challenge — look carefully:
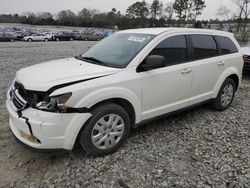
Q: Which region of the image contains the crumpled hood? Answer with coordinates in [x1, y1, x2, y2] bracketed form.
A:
[16, 58, 120, 91]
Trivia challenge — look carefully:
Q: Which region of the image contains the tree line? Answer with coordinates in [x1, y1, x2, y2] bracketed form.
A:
[0, 0, 249, 31]
[0, 0, 207, 29]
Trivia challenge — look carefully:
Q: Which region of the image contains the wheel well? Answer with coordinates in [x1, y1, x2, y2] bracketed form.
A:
[227, 74, 239, 90]
[89, 98, 136, 127]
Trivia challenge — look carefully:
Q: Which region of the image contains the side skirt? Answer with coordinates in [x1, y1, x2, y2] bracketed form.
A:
[134, 99, 213, 128]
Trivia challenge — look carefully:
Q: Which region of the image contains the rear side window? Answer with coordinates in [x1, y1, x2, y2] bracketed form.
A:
[215, 36, 238, 55]
[149, 35, 188, 66]
[191, 35, 218, 60]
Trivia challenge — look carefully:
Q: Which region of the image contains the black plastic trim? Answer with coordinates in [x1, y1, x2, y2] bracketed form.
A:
[135, 99, 212, 128]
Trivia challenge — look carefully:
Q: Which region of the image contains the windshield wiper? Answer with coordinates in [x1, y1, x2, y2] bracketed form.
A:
[81, 56, 103, 64]
[75, 55, 107, 66]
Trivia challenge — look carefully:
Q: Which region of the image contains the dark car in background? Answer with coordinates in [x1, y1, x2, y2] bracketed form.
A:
[0, 33, 18, 42]
[241, 47, 250, 74]
[52, 32, 76, 41]
[14, 31, 30, 41]
[80, 31, 101, 41]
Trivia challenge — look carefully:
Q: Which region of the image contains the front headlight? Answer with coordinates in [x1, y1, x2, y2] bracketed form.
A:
[36, 92, 72, 112]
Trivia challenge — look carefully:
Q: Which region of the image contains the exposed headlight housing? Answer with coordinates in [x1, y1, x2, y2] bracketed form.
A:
[36, 92, 72, 112]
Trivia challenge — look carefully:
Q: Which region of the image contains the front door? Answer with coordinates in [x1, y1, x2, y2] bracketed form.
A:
[139, 35, 194, 120]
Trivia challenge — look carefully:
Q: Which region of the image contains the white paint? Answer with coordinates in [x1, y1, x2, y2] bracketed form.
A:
[7, 28, 244, 150]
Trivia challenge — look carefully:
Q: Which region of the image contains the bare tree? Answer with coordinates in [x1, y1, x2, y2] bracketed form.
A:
[165, 2, 174, 26]
[242, 0, 250, 32]
[216, 6, 234, 28]
[232, 0, 245, 32]
[232, 0, 250, 32]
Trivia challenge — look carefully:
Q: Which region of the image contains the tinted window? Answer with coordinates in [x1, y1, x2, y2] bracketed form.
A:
[191, 35, 218, 60]
[149, 35, 188, 66]
[215, 36, 238, 55]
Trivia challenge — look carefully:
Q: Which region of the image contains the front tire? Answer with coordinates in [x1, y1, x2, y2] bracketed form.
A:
[28, 38, 32, 42]
[211, 78, 236, 111]
[44, 38, 48, 42]
[79, 103, 130, 156]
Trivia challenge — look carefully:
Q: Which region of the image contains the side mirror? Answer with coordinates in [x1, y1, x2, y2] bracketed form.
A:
[140, 55, 166, 71]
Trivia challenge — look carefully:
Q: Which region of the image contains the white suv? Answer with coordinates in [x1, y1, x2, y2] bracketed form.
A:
[6, 28, 243, 156]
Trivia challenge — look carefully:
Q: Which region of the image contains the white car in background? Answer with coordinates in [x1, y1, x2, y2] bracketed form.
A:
[241, 47, 250, 73]
[23, 33, 52, 42]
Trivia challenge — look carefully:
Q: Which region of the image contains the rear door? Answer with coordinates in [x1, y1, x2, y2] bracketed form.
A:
[188, 34, 225, 104]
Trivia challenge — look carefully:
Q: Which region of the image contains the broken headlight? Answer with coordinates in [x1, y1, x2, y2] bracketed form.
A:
[36, 92, 72, 112]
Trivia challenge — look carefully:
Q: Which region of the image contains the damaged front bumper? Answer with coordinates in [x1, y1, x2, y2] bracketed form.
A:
[6, 100, 92, 150]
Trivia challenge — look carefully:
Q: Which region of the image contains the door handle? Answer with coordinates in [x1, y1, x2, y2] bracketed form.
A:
[181, 68, 192, 74]
[218, 61, 225, 66]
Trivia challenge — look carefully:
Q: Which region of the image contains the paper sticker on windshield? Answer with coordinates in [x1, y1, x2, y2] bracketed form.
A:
[128, 36, 146, 43]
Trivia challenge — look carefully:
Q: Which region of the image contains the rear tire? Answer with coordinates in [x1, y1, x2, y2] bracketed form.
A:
[211, 78, 236, 111]
[79, 103, 130, 156]
[56, 38, 60, 41]
[10, 39, 14, 42]
[70, 38, 73, 41]
[44, 38, 48, 42]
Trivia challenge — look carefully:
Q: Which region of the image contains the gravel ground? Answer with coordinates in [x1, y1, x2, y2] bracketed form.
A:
[0, 41, 250, 188]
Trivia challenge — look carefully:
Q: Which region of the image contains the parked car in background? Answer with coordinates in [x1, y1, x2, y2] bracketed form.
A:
[23, 33, 52, 42]
[52, 32, 76, 41]
[6, 28, 243, 156]
[0, 32, 18, 42]
[241, 47, 250, 73]
[80, 31, 101, 41]
[100, 31, 113, 39]
[14, 31, 29, 41]
[72, 30, 81, 40]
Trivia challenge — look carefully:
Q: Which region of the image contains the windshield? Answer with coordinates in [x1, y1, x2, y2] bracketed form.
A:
[81, 33, 154, 68]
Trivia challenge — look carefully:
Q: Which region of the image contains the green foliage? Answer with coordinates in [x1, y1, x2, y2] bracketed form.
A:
[173, 0, 206, 25]
[126, 1, 149, 19]
[150, 0, 163, 19]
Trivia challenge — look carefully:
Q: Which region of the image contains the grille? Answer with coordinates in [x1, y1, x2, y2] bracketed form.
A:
[8, 82, 28, 112]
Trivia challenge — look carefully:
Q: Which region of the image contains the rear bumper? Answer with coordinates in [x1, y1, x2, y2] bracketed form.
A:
[6, 100, 92, 150]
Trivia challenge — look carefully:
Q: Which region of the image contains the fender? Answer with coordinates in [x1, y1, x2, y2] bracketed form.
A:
[212, 67, 240, 98]
[74, 87, 142, 123]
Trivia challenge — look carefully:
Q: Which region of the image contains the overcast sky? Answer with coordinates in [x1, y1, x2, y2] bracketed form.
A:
[0, 0, 237, 20]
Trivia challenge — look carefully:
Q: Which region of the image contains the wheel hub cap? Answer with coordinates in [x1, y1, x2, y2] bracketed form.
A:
[221, 84, 234, 107]
[91, 114, 125, 150]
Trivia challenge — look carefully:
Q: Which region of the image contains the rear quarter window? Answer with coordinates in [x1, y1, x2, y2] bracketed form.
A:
[215, 36, 238, 55]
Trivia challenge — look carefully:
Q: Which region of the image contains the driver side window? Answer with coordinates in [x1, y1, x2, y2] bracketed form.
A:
[149, 35, 188, 66]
